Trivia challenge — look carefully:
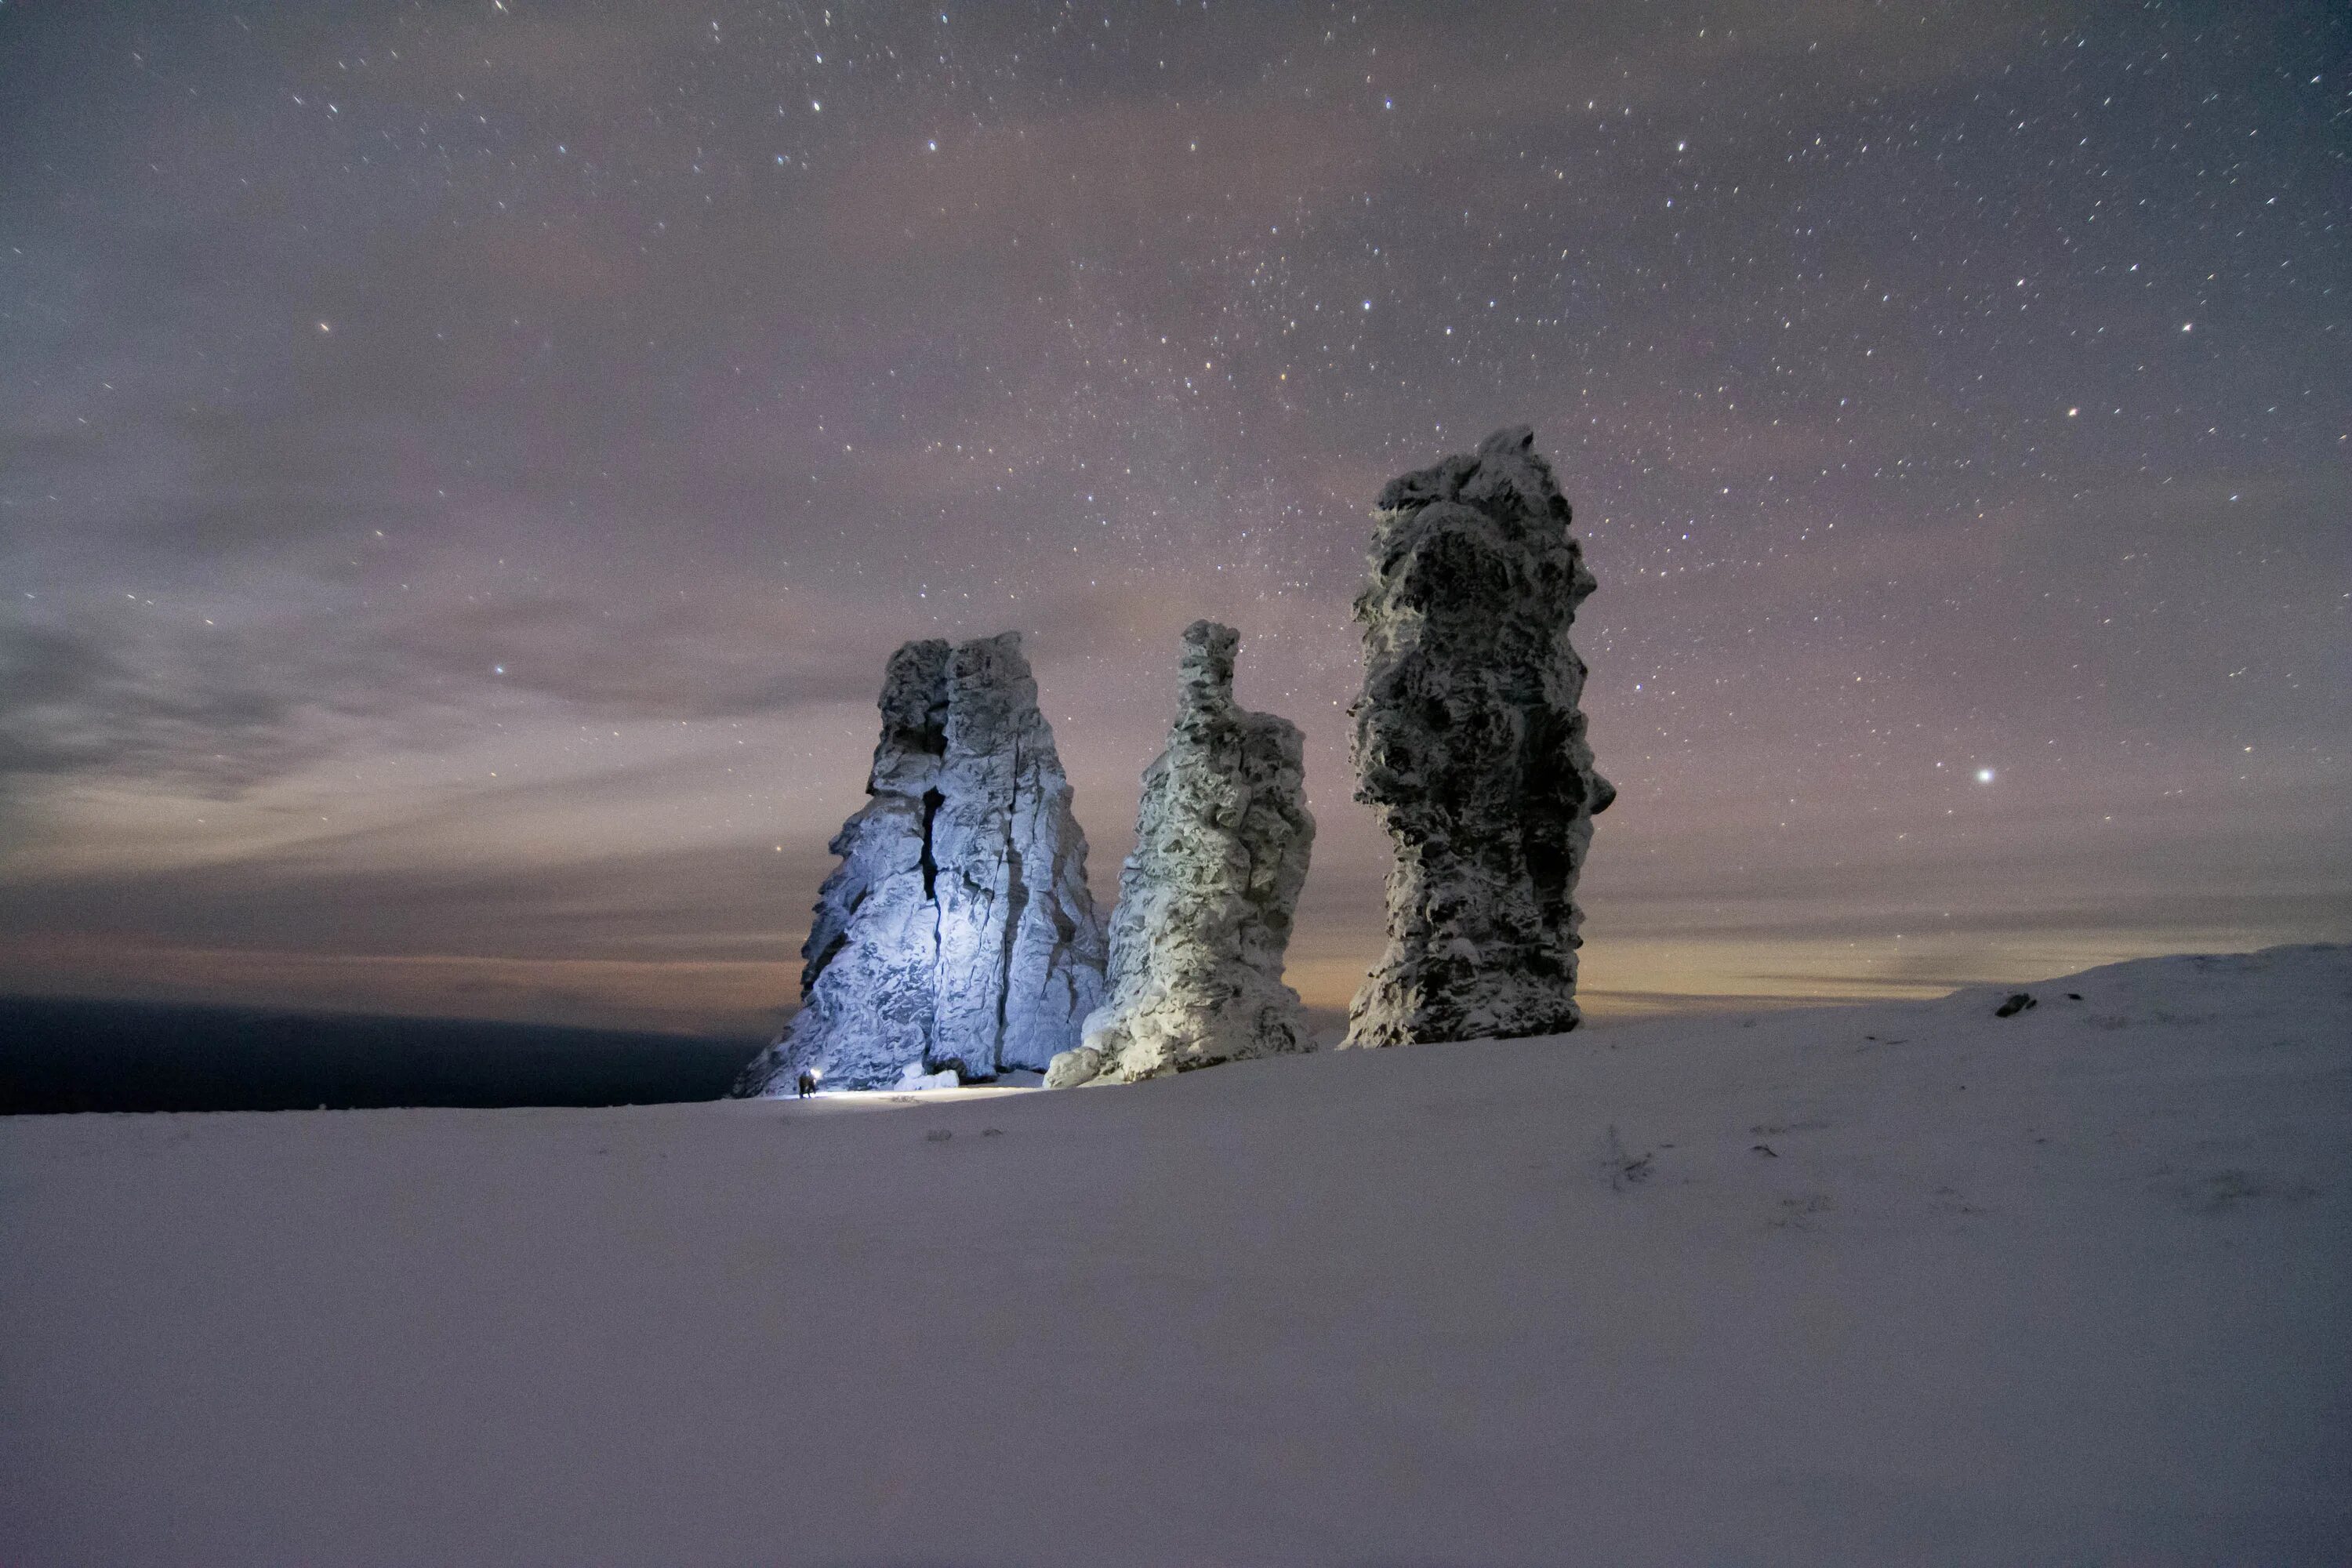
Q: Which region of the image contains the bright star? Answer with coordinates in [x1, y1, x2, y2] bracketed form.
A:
[1976, 768, 1995, 784]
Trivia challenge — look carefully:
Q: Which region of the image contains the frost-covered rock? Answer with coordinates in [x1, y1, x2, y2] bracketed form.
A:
[1342, 426, 1614, 1048]
[1042, 1044, 1104, 1091]
[734, 639, 950, 1095]
[927, 634, 1109, 1078]
[1049, 621, 1315, 1087]
[733, 633, 1106, 1094]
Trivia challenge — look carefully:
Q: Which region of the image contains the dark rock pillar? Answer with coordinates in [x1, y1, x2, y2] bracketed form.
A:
[1343, 426, 1614, 1047]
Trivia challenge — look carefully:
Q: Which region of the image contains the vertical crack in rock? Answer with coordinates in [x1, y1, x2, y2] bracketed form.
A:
[916, 788, 942, 900]
[733, 632, 1105, 1094]
[1341, 426, 1615, 1049]
[1048, 621, 1316, 1087]
[992, 758, 1025, 1066]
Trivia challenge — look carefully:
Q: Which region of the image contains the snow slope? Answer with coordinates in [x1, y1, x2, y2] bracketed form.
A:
[4, 946, 2347, 1566]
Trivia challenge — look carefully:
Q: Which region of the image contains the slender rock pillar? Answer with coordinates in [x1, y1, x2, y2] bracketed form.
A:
[1049, 621, 1315, 1087]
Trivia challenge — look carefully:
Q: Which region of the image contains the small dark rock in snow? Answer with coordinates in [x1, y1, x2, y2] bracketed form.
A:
[1995, 992, 2038, 1018]
[924, 1129, 953, 1142]
[1753, 1143, 1778, 1157]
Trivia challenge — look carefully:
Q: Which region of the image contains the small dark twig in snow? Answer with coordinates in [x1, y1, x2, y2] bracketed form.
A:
[1601, 1124, 1653, 1191]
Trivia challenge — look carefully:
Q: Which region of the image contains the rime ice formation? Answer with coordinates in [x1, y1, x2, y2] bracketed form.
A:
[1342, 426, 1615, 1049]
[1047, 622, 1316, 1088]
[732, 633, 1106, 1094]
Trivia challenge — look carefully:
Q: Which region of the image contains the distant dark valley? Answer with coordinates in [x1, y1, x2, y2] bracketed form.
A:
[0, 996, 763, 1115]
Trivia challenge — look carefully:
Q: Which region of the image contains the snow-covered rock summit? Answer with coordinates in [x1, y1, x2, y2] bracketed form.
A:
[734, 632, 1105, 1094]
[1345, 426, 1615, 1048]
[1049, 621, 1315, 1087]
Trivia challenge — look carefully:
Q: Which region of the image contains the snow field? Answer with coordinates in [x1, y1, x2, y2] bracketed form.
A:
[4, 946, 2347, 1565]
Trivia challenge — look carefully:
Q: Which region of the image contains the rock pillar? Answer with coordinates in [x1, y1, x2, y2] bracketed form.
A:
[1049, 621, 1315, 1087]
[1343, 426, 1613, 1047]
[734, 632, 1105, 1094]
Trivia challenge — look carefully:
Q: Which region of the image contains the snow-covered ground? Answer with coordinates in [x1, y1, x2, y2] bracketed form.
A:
[5, 946, 2347, 1566]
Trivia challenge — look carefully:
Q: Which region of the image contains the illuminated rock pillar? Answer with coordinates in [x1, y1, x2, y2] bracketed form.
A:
[733, 632, 1105, 1094]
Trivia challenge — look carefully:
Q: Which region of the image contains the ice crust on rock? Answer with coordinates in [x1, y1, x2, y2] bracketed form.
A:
[1047, 621, 1315, 1087]
[733, 632, 1105, 1094]
[1343, 426, 1615, 1048]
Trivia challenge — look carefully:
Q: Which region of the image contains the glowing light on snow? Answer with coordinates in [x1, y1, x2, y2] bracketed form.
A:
[1976, 768, 1996, 783]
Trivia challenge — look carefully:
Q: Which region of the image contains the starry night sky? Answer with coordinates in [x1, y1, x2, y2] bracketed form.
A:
[2, 1, 2345, 1035]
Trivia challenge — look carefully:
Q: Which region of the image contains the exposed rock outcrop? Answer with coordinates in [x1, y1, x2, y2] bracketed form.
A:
[733, 632, 1106, 1094]
[1047, 621, 1315, 1087]
[1342, 426, 1614, 1048]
